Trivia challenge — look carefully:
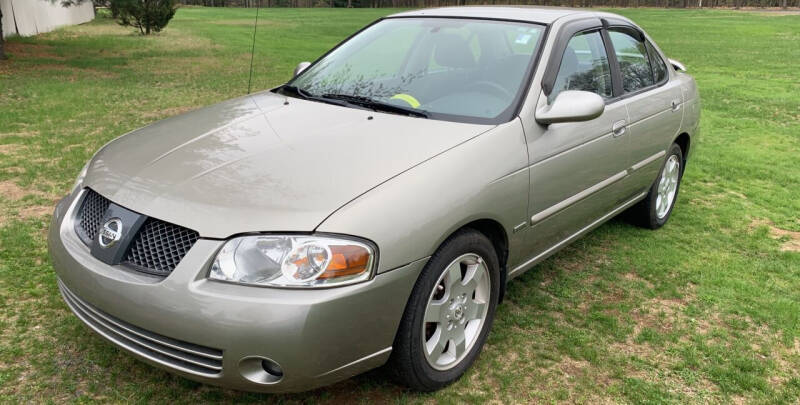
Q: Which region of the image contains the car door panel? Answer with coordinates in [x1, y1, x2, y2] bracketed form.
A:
[625, 78, 683, 191]
[607, 29, 684, 195]
[519, 27, 633, 262]
[524, 100, 630, 257]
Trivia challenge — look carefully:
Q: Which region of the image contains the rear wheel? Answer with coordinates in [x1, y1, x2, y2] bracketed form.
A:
[629, 143, 684, 229]
[389, 229, 500, 391]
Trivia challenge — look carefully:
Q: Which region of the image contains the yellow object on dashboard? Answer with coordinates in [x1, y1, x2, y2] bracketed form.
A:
[390, 94, 421, 109]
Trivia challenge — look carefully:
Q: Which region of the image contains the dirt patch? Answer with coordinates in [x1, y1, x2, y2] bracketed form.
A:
[2, 167, 25, 175]
[0, 144, 23, 157]
[556, 357, 591, 379]
[750, 218, 800, 252]
[695, 311, 724, 335]
[3, 43, 65, 60]
[0, 180, 29, 200]
[622, 272, 655, 289]
[727, 190, 747, 199]
[0, 129, 39, 139]
[149, 32, 222, 53]
[769, 227, 800, 252]
[54, 21, 132, 38]
[691, 190, 750, 208]
[630, 296, 689, 334]
[18, 205, 53, 221]
[0, 60, 11, 76]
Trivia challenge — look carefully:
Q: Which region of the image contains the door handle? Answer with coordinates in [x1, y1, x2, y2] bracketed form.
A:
[612, 120, 627, 137]
[671, 98, 681, 111]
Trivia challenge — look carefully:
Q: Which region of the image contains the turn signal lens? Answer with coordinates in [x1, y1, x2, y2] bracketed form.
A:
[210, 235, 375, 288]
[318, 245, 370, 279]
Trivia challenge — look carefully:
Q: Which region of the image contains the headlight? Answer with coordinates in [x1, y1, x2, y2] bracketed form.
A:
[209, 235, 375, 288]
[71, 160, 91, 193]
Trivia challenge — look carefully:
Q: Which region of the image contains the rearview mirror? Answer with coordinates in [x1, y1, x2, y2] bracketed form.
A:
[294, 61, 311, 77]
[535, 90, 605, 125]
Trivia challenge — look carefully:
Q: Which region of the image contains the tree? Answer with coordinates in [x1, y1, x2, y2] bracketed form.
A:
[109, 0, 177, 35]
[0, 6, 6, 60]
[60, 1, 111, 15]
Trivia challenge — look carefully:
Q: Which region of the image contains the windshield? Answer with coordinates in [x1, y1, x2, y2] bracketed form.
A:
[287, 18, 545, 124]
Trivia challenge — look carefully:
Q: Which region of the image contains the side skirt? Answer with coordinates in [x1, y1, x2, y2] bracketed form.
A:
[507, 191, 648, 280]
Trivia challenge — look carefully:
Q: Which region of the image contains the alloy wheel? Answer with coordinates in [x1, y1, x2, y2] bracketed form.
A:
[421, 253, 491, 371]
[656, 154, 681, 219]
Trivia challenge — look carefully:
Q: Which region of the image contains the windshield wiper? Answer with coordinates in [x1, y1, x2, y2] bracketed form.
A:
[320, 93, 429, 118]
[277, 84, 312, 98]
[277, 85, 348, 108]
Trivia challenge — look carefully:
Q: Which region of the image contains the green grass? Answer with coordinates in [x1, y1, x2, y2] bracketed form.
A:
[1, 7, 799, 404]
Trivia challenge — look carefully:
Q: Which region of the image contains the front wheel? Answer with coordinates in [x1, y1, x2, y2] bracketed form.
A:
[629, 143, 684, 229]
[389, 229, 500, 391]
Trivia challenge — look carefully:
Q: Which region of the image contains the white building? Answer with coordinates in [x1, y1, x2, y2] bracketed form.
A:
[1, 0, 94, 37]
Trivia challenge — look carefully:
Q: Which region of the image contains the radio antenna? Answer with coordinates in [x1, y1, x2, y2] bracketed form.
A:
[247, 2, 260, 94]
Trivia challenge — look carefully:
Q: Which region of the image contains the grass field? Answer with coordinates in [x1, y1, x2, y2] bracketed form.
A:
[1, 6, 799, 404]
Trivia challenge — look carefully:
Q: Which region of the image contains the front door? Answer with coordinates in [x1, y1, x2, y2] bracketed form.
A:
[524, 28, 632, 258]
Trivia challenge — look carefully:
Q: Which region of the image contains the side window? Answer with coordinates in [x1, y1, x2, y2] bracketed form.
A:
[608, 29, 654, 93]
[550, 30, 612, 103]
[645, 41, 668, 83]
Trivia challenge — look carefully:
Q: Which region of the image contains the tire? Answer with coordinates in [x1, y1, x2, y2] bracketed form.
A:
[389, 229, 500, 391]
[629, 143, 684, 229]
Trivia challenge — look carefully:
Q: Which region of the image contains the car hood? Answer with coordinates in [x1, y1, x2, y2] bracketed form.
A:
[85, 91, 493, 238]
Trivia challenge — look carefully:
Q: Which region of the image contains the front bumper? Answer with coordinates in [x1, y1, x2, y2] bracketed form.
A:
[48, 192, 426, 393]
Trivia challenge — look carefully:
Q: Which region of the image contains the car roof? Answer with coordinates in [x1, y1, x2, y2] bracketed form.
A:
[389, 6, 621, 25]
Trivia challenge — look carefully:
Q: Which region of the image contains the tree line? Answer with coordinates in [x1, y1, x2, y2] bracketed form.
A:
[178, 0, 796, 8]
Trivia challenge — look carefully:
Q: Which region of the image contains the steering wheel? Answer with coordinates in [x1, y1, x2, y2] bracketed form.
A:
[465, 81, 512, 99]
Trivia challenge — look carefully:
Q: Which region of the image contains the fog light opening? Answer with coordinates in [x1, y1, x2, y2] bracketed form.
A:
[261, 358, 283, 378]
[239, 356, 284, 384]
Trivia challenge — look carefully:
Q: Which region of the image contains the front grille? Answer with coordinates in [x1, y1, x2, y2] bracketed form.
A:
[74, 189, 200, 276]
[124, 219, 200, 276]
[76, 189, 111, 245]
[58, 280, 223, 376]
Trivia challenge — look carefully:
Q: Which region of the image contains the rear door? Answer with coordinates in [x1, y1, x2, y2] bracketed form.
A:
[606, 26, 684, 194]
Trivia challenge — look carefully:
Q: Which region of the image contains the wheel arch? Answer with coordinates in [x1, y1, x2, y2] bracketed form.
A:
[674, 132, 691, 171]
[443, 218, 510, 303]
[674, 132, 690, 158]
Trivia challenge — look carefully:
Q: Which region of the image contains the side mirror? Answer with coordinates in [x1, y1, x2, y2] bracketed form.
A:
[668, 58, 686, 72]
[535, 90, 605, 125]
[293, 61, 311, 77]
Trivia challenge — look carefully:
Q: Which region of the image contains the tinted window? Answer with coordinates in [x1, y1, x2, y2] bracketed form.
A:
[609, 29, 654, 93]
[646, 41, 668, 83]
[550, 30, 612, 102]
